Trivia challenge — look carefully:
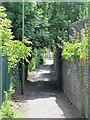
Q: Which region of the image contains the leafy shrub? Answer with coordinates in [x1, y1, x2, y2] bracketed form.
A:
[11, 65, 21, 92]
[0, 83, 22, 119]
[28, 48, 38, 71]
[0, 6, 32, 72]
[59, 26, 88, 65]
[28, 47, 47, 71]
[37, 47, 47, 64]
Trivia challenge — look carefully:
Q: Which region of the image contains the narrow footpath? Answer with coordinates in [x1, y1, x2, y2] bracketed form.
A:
[14, 59, 82, 118]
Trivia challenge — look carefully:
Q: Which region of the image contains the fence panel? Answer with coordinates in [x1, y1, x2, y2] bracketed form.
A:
[0, 55, 11, 107]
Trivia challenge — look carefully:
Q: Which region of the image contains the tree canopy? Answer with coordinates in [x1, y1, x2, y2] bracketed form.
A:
[3, 2, 88, 52]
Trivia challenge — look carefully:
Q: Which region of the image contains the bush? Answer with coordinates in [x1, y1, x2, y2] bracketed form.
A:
[0, 83, 22, 119]
[28, 47, 47, 71]
[37, 47, 47, 64]
[59, 26, 88, 65]
[28, 48, 38, 71]
[0, 6, 32, 72]
[12, 65, 21, 92]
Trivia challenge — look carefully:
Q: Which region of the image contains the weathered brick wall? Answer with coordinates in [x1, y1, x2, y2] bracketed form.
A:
[69, 17, 88, 36]
[54, 18, 88, 118]
[62, 59, 88, 117]
[54, 49, 88, 117]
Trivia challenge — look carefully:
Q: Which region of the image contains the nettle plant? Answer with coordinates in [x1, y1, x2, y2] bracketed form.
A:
[60, 25, 88, 65]
[0, 6, 32, 71]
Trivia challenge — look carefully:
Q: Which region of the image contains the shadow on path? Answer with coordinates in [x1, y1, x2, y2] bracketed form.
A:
[14, 60, 83, 118]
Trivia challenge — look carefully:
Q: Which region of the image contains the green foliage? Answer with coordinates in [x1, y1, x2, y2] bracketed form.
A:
[0, 6, 32, 71]
[2, 2, 88, 66]
[3, 2, 87, 53]
[4, 39, 32, 71]
[37, 47, 47, 64]
[28, 48, 38, 71]
[61, 27, 88, 64]
[28, 47, 47, 71]
[11, 64, 21, 92]
[0, 6, 14, 46]
[3, 3, 49, 48]
[0, 83, 22, 119]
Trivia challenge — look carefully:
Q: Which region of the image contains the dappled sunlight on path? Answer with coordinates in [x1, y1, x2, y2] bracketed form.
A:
[14, 52, 82, 118]
[45, 59, 54, 65]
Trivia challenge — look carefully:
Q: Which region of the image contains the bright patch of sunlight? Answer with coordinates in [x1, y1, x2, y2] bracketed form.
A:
[25, 97, 65, 118]
[45, 59, 54, 65]
[39, 69, 50, 74]
[43, 78, 49, 81]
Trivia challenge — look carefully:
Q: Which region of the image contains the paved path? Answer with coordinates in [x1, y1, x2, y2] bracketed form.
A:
[14, 59, 82, 118]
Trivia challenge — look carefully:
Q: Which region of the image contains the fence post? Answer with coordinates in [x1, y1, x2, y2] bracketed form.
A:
[21, 0, 25, 95]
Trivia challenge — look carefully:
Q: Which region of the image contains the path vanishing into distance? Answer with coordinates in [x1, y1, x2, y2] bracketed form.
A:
[14, 58, 83, 118]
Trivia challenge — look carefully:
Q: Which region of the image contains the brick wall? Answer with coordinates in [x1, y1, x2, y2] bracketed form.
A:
[62, 59, 88, 117]
[54, 18, 88, 118]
